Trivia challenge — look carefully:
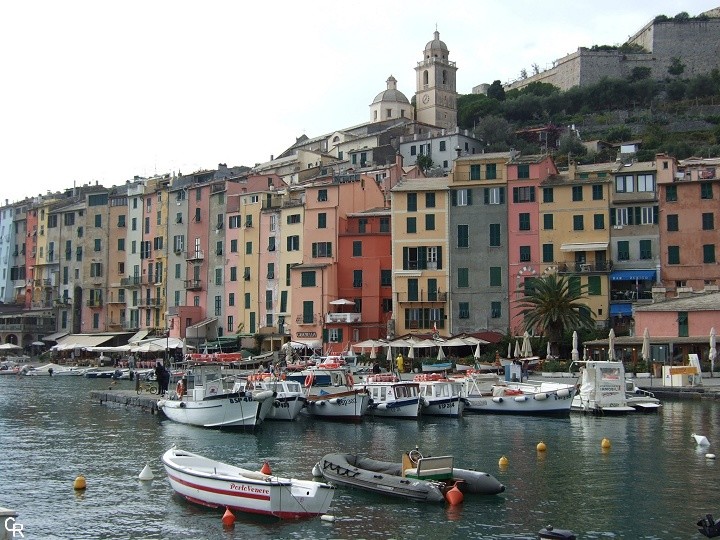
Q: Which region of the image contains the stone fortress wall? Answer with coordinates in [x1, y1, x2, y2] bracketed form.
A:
[496, 13, 720, 93]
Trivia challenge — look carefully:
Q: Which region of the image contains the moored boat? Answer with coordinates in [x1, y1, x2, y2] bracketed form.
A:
[300, 368, 370, 422]
[234, 374, 307, 421]
[415, 375, 466, 417]
[162, 447, 335, 519]
[624, 379, 662, 412]
[357, 373, 421, 419]
[571, 360, 637, 414]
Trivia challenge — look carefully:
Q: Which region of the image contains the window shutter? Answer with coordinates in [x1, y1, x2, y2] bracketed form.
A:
[437, 246, 442, 269]
[610, 208, 616, 226]
[467, 189, 473, 205]
[451, 190, 457, 206]
[484, 188, 489, 204]
[500, 187, 505, 204]
[403, 247, 408, 270]
[322, 329, 328, 343]
[530, 187, 536, 202]
[337, 329, 343, 343]
[418, 246, 427, 269]
[653, 205, 659, 224]
[512, 187, 518, 203]
[634, 207, 641, 225]
[312, 243, 317, 257]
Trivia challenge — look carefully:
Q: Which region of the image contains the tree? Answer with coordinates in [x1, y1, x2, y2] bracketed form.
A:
[416, 154, 433, 172]
[473, 115, 512, 149]
[558, 132, 587, 158]
[487, 80, 506, 102]
[515, 273, 596, 354]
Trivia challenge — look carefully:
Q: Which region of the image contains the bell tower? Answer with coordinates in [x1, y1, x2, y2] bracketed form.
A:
[415, 30, 458, 129]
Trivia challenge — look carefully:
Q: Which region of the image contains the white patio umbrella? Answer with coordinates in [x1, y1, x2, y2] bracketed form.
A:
[641, 328, 651, 362]
[370, 346, 377, 360]
[329, 299, 355, 305]
[546, 341, 552, 359]
[437, 346, 446, 361]
[521, 331, 533, 358]
[408, 344, 415, 359]
[0, 343, 22, 350]
[474, 343, 481, 360]
[571, 331, 579, 362]
[514, 339, 521, 359]
[507, 342, 512, 359]
[386, 346, 392, 364]
[607, 329, 616, 361]
[710, 327, 717, 376]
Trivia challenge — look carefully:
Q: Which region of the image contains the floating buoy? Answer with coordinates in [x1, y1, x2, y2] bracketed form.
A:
[601, 438, 611, 449]
[73, 475, 87, 490]
[139, 463, 154, 481]
[260, 461, 272, 475]
[693, 433, 711, 446]
[320, 514, 335, 522]
[706, 453, 716, 459]
[312, 463, 322, 477]
[498, 455, 509, 467]
[221, 507, 235, 527]
[537, 441, 547, 452]
[444, 482, 464, 506]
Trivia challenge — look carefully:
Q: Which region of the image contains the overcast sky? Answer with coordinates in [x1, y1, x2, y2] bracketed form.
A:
[0, 0, 715, 203]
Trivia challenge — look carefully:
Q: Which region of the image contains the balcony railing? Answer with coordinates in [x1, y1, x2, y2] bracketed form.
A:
[186, 250, 205, 261]
[86, 299, 103, 308]
[138, 298, 161, 307]
[326, 312, 362, 324]
[184, 279, 202, 291]
[556, 261, 613, 274]
[54, 298, 72, 307]
[396, 292, 448, 303]
[120, 276, 142, 287]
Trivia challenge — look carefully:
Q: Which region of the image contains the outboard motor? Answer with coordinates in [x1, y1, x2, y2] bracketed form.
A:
[538, 525, 576, 540]
[698, 514, 720, 537]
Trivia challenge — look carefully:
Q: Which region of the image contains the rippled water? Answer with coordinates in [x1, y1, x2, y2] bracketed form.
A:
[1, 375, 718, 539]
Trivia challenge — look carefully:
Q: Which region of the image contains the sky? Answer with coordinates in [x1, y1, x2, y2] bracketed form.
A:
[1, 0, 716, 203]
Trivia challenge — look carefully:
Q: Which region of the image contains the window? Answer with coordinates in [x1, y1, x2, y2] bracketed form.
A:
[489, 267, 501, 287]
[353, 270, 363, 288]
[131, 217, 137, 231]
[267, 263, 275, 280]
[90, 263, 103, 278]
[616, 175, 634, 193]
[594, 214, 605, 230]
[245, 215, 253, 228]
[380, 217, 390, 232]
[486, 163, 497, 180]
[265, 290, 273, 310]
[517, 164, 530, 179]
[543, 214, 553, 230]
[425, 193, 435, 208]
[230, 239, 238, 253]
[312, 242, 332, 257]
[410, 145, 417, 156]
[439, 140, 446, 151]
[408, 279, 418, 301]
[666, 185, 677, 202]
[245, 293, 251, 309]
[457, 225, 469, 248]
[519, 246, 531, 262]
[425, 214, 435, 231]
[701, 182, 713, 200]
[380, 269, 391, 286]
[639, 239, 652, 259]
[245, 241, 252, 255]
[489, 224, 501, 247]
[637, 174, 655, 192]
[230, 267, 237, 282]
[118, 238, 125, 251]
[268, 237, 276, 252]
[244, 267, 251, 280]
[542, 187, 554, 203]
[353, 241, 362, 257]
[542, 244, 554, 263]
[519, 213, 530, 231]
[406, 217, 416, 233]
[491, 302, 501, 318]
[286, 236, 300, 251]
[459, 302, 469, 319]
[592, 184, 603, 200]
[358, 218, 367, 233]
[229, 215, 241, 228]
[588, 276, 601, 296]
[667, 214, 679, 231]
[453, 189, 472, 206]
[215, 268, 222, 286]
[457, 268, 469, 288]
[94, 239, 102, 251]
[317, 213, 326, 229]
[668, 245, 680, 265]
[703, 213, 715, 230]
[117, 215, 125, 227]
[484, 187, 504, 204]
[407, 193, 417, 212]
[640, 206, 655, 225]
[573, 215, 584, 231]
[617, 241, 630, 261]
[512, 186, 535, 203]
[94, 214, 102, 227]
[318, 189, 328, 202]
[572, 186, 583, 201]
[470, 164, 481, 180]
[704, 244, 716, 263]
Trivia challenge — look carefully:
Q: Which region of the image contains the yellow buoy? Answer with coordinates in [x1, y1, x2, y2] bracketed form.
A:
[601, 438, 611, 449]
[537, 441, 547, 452]
[498, 455, 509, 467]
[73, 475, 87, 490]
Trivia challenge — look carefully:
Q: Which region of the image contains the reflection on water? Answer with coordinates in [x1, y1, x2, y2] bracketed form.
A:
[0, 375, 717, 539]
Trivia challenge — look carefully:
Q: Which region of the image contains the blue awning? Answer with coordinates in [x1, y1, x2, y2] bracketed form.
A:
[610, 270, 656, 281]
[610, 303, 633, 316]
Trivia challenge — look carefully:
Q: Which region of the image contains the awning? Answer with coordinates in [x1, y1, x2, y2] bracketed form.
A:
[43, 331, 69, 342]
[54, 334, 116, 349]
[186, 317, 218, 331]
[610, 303, 633, 317]
[128, 329, 150, 343]
[290, 340, 322, 349]
[610, 270, 656, 281]
[560, 242, 609, 252]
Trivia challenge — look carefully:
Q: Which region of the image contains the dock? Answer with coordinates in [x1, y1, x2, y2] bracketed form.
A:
[91, 390, 162, 414]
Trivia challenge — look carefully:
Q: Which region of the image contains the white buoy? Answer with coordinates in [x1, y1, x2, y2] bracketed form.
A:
[320, 514, 335, 522]
[706, 453, 716, 460]
[692, 433, 710, 446]
[312, 463, 322, 477]
[139, 463, 154, 481]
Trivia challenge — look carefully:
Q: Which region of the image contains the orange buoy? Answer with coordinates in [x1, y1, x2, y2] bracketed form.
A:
[445, 482, 464, 505]
[260, 461, 272, 475]
[221, 507, 235, 527]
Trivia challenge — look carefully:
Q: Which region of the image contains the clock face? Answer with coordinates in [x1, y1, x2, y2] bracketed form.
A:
[422, 94, 430, 104]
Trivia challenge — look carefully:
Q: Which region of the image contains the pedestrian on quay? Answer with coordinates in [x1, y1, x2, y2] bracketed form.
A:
[155, 362, 170, 395]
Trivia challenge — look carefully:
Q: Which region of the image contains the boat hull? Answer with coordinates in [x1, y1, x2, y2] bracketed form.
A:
[421, 396, 465, 418]
[465, 384, 576, 416]
[162, 448, 334, 519]
[159, 391, 274, 428]
[266, 394, 307, 421]
[303, 390, 370, 421]
[366, 397, 421, 419]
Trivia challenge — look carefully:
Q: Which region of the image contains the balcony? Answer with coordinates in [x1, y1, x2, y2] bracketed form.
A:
[54, 298, 72, 307]
[120, 276, 142, 287]
[86, 299, 103, 308]
[186, 250, 205, 261]
[184, 279, 203, 291]
[396, 291, 448, 303]
[138, 298, 161, 308]
[122, 320, 138, 331]
[556, 261, 613, 274]
[326, 312, 362, 324]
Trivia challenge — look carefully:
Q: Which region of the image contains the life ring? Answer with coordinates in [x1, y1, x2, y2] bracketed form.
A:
[176, 381, 184, 398]
[346, 374, 354, 388]
[304, 373, 315, 388]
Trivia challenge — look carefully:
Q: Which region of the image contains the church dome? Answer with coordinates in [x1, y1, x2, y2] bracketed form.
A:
[372, 75, 410, 104]
[425, 30, 448, 53]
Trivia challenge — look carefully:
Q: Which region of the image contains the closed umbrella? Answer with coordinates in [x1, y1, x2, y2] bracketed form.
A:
[710, 327, 717, 377]
[408, 344, 415, 359]
[386, 346, 392, 364]
[571, 331, 579, 362]
[514, 340, 521, 359]
[546, 341, 552, 359]
[608, 329, 616, 361]
[641, 328, 650, 363]
[507, 342, 512, 359]
[474, 343, 481, 360]
[437, 346, 445, 361]
[370, 346, 377, 360]
[521, 331, 533, 358]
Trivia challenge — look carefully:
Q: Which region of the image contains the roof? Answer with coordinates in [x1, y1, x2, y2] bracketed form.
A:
[391, 177, 449, 192]
[425, 30, 448, 52]
[634, 292, 720, 312]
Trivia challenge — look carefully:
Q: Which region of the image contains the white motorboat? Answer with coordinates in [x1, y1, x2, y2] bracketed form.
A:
[162, 447, 335, 519]
[453, 373, 576, 415]
[571, 360, 637, 414]
[52, 367, 86, 376]
[158, 364, 274, 428]
[415, 375, 466, 417]
[299, 368, 370, 422]
[234, 375, 307, 421]
[357, 373, 421, 419]
[23, 363, 67, 376]
[625, 379, 662, 412]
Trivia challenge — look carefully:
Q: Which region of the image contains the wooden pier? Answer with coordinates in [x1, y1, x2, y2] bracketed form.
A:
[90, 390, 163, 414]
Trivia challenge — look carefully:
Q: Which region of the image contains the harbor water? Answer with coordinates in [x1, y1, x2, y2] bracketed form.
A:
[1, 374, 718, 539]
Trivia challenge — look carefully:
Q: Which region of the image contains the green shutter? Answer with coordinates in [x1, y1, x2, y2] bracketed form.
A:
[484, 188, 489, 204]
[436, 247, 442, 269]
[322, 329, 328, 343]
[403, 247, 409, 269]
[451, 190, 457, 206]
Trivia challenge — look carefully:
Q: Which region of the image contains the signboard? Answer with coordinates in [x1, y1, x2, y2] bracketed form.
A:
[296, 331, 317, 338]
[669, 366, 698, 375]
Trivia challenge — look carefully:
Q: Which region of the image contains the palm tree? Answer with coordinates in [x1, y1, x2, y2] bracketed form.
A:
[516, 273, 595, 356]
